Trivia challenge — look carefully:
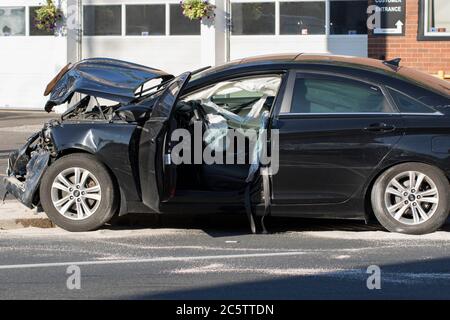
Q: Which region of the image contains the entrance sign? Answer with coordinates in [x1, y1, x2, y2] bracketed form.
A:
[372, 0, 406, 36]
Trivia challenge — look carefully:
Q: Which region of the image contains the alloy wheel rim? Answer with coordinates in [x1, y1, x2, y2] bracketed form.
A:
[50, 167, 102, 221]
[384, 170, 439, 225]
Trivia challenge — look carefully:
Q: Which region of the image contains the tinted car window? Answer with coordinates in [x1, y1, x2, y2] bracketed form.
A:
[388, 88, 437, 114]
[290, 77, 391, 114]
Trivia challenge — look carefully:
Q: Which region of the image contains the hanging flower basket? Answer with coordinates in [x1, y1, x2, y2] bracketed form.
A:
[181, 0, 216, 21]
[34, 0, 64, 33]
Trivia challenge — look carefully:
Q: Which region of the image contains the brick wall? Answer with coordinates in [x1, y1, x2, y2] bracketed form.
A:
[368, 0, 450, 75]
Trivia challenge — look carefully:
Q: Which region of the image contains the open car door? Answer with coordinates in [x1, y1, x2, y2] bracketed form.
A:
[139, 72, 191, 212]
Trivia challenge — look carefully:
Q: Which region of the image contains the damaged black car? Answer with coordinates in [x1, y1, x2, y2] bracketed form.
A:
[3, 54, 450, 235]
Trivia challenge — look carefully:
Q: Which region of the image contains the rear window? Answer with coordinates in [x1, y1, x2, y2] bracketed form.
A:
[388, 88, 438, 114]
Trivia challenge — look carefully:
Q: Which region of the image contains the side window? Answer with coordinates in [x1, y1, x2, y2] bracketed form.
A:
[290, 76, 392, 114]
[388, 88, 437, 114]
[183, 76, 281, 124]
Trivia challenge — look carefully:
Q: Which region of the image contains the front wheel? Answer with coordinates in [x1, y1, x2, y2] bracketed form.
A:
[371, 163, 450, 235]
[40, 153, 118, 232]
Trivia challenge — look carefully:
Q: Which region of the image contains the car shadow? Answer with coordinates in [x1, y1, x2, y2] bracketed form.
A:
[107, 213, 450, 236]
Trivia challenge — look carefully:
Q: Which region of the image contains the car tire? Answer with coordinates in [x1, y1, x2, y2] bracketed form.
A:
[371, 162, 450, 235]
[40, 153, 118, 232]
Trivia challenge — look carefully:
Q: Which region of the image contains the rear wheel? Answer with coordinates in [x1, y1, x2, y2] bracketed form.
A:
[40, 153, 118, 232]
[371, 163, 449, 235]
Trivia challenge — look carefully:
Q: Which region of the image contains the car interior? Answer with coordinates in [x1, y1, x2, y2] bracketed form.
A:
[172, 75, 282, 194]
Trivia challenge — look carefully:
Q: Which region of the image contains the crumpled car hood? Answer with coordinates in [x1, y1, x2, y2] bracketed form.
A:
[44, 58, 173, 112]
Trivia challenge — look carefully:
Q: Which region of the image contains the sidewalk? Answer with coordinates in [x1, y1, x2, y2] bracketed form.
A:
[0, 201, 53, 229]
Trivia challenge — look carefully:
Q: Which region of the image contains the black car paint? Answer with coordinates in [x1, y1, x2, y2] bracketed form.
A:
[139, 72, 191, 213]
[49, 122, 144, 212]
[4, 57, 450, 222]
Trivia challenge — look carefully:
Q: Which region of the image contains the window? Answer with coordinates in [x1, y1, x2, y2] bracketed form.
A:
[420, 0, 450, 39]
[388, 88, 437, 114]
[232, 3, 275, 35]
[30, 6, 53, 36]
[83, 5, 122, 36]
[170, 4, 200, 35]
[0, 7, 25, 36]
[126, 5, 165, 36]
[280, 1, 325, 35]
[184, 75, 282, 127]
[290, 77, 391, 114]
[330, 0, 367, 35]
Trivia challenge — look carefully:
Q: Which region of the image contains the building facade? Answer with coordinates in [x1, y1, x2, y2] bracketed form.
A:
[0, 0, 448, 110]
[368, 0, 450, 75]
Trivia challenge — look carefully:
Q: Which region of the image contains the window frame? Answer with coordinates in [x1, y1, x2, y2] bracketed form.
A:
[279, 70, 397, 116]
[418, 0, 450, 41]
[82, 4, 123, 37]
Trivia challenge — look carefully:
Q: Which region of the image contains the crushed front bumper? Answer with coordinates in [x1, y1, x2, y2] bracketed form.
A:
[2, 132, 50, 209]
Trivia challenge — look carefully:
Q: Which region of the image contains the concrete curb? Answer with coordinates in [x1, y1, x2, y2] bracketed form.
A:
[0, 201, 54, 230]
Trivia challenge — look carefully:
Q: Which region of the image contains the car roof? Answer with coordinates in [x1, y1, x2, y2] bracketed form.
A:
[193, 53, 449, 97]
[199, 53, 398, 73]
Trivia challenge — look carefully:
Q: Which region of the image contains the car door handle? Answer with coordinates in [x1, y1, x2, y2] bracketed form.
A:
[363, 122, 396, 133]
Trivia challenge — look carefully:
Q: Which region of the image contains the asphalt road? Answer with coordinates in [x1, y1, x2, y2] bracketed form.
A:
[1, 110, 450, 300]
[1, 222, 450, 300]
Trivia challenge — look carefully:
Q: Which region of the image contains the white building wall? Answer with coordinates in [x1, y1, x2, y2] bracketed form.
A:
[82, 36, 202, 75]
[230, 35, 367, 60]
[0, 0, 67, 109]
